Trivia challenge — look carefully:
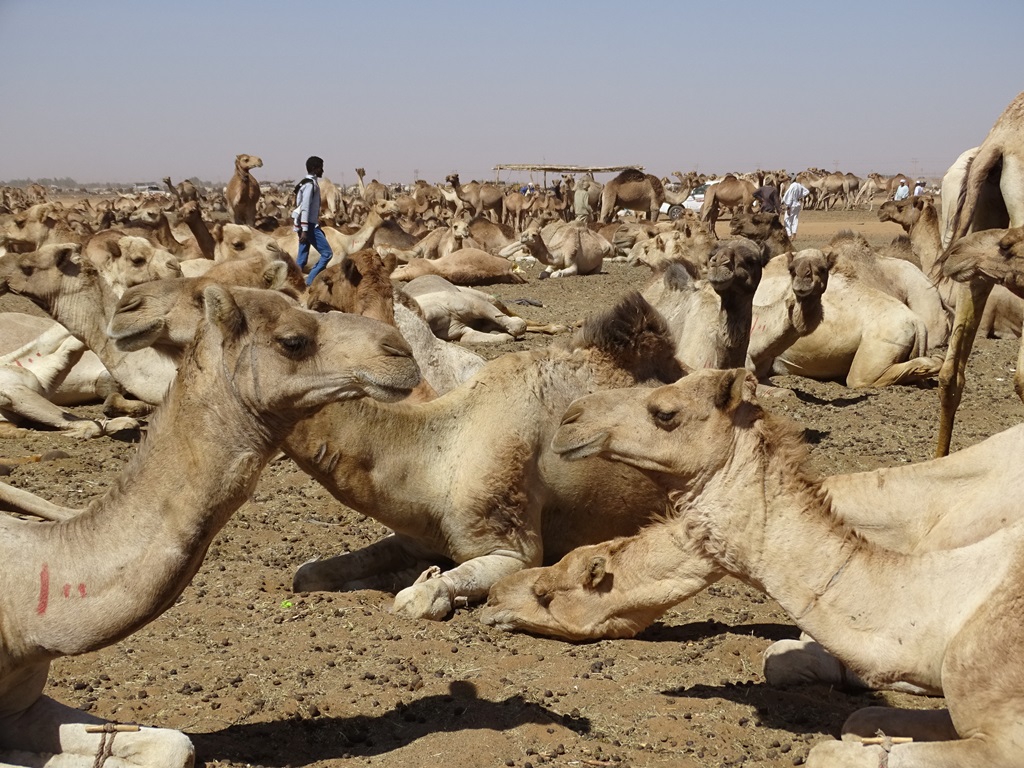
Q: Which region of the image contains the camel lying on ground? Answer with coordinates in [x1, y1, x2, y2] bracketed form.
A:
[0, 286, 419, 768]
[402, 275, 527, 343]
[390, 248, 526, 285]
[528, 368, 1024, 768]
[502, 220, 611, 278]
[285, 293, 684, 619]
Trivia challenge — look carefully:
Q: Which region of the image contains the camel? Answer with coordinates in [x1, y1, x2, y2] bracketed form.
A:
[625, 225, 715, 275]
[533, 367, 1024, 767]
[285, 293, 684, 619]
[402, 275, 527, 343]
[355, 167, 391, 203]
[82, 234, 182, 297]
[321, 200, 401, 269]
[306, 249, 397, 322]
[598, 169, 665, 223]
[729, 212, 793, 260]
[176, 201, 216, 259]
[754, 247, 942, 388]
[226, 153, 262, 226]
[465, 216, 518, 255]
[502, 220, 611, 278]
[390, 248, 526, 286]
[934, 91, 1024, 456]
[445, 174, 503, 222]
[641, 239, 763, 370]
[0, 285, 420, 768]
[162, 176, 200, 205]
[377, 219, 472, 262]
[699, 174, 755, 236]
[502, 188, 536, 232]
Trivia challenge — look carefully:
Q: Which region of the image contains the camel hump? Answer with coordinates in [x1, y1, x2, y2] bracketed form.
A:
[613, 168, 648, 184]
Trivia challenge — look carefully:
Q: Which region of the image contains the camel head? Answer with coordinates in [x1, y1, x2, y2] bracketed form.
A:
[877, 198, 921, 229]
[481, 538, 652, 641]
[552, 368, 761, 483]
[179, 201, 202, 223]
[187, 286, 420, 415]
[305, 249, 397, 324]
[235, 154, 263, 172]
[445, 173, 460, 187]
[371, 199, 400, 222]
[787, 248, 832, 301]
[704, 238, 763, 296]
[0, 242, 94, 306]
[104, 236, 182, 286]
[941, 227, 1024, 291]
[109, 259, 296, 354]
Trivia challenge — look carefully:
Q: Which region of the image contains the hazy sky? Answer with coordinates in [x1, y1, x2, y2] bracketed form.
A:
[1, 1, 1020, 186]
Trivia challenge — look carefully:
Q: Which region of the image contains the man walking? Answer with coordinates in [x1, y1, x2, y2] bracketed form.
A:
[294, 156, 333, 285]
[782, 179, 811, 237]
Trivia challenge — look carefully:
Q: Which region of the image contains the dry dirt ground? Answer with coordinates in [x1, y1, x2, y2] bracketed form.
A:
[2, 207, 1021, 768]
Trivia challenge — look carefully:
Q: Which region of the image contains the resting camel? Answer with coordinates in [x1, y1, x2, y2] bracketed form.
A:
[321, 200, 401, 269]
[754, 248, 942, 388]
[729, 212, 793, 260]
[625, 225, 715, 275]
[0, 286, 419, 768]
[642, 239, 762, 370]
[502, 220, 611, 278]
[598, 169, 665, 223]
[391, 248, 526, 285]
[286, 293, 684, 619]
[402, 275, 527, 343]
[530, 367, 1024, 768]
[377, 219, 472, 263]
[225, 153, 262, 226]
[935, 91, 1024, 456]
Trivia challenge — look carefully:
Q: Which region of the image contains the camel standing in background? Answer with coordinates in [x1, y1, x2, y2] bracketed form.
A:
[226, 154, 262, 226]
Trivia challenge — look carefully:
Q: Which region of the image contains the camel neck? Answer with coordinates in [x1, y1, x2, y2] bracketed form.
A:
[14, 354, 274, 661]
[675, 420, 1014, 691]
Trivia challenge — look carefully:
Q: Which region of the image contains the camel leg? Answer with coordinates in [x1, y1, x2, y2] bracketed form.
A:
[292, 533, 435, 593]
[0, 387, 103, 439]
[392, 552, 534, 620]
[102, 393, 155, 419]
[809, 726, 1019, 768]
[0, 481, 80, 521]
[936, 281, 993, 456]
[863, 356, 944, 388]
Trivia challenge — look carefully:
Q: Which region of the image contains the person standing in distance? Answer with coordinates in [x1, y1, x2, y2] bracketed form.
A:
[893, 178, 911, 201]
[294, 156, 334, 285]
[781, 178, 811, 238]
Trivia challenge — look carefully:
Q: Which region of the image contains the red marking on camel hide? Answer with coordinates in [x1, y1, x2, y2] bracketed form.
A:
[37, 564, 49, 615]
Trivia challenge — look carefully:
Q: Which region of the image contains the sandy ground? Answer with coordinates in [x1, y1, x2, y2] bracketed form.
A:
[1, 206, 1021, 767]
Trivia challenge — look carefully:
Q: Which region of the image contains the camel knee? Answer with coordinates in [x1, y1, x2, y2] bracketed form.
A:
[393, 568, 457, 620]
[763, 638, 865, 689]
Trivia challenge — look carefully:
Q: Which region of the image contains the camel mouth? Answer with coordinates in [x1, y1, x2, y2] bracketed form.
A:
[551, 429, 610, 461]
[107, 317, 164, 351]
[354, 366, 422, 403]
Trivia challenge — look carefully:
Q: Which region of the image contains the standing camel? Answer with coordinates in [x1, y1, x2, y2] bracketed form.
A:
[934, 91, 1024, 455]
[226, 153, 262, 226]
[0, 287, 419, 768]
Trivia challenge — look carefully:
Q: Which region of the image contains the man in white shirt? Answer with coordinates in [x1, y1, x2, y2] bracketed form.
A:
[293, 156, 334, 285]
[913, 180, 926, 196]
[894, 179, 911, 201]
[781, 180, 811, 237]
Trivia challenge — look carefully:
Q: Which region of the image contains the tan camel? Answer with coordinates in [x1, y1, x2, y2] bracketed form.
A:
[699, 174, 755, 235]
[176, 201, 216, 259]
[625, 225, 715, 275]
[391, 248, 526, 285]
[502, 188, 536, 232]
[465, 216, 518, 255]
[0, 285, 419, 768]
[377, 218, 472, 262]
[226, 153, 262, 226]
[354, 167, 390, 203]
[402, 275, 527, 343]
[754, 247, 942, 388]
[445, 174, 503, 222]
[162, 176, 200, 205]
[82, 234, 182, 297]
[306, 249, 397, 322]
[934, 91, 1024, 456]
[642, 239, 763, 370]
[535, 367, 1024, 767]
[502, 220, 611, 278]
[598, 169, 665, 223]
[729, 212, 793, 259]
[285, 294, 684, 619]
[321, 200, 401, 269]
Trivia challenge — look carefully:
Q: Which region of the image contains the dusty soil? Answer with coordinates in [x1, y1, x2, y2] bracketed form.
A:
[2, 207, 1021, 768]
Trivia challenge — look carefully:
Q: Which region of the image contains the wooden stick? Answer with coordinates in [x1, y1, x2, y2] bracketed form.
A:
[84, 724, 141, 733]
[860, 736, 913, 745]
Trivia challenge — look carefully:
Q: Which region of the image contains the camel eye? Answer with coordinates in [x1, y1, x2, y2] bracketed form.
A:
[277, 335, 311, 357]
[652, 409, 678, 428]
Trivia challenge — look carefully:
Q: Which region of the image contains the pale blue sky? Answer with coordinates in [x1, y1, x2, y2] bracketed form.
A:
[1, 1, 1020, 186]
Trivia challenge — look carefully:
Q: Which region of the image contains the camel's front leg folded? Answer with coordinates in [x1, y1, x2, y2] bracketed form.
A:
[392, 552, 532, 620]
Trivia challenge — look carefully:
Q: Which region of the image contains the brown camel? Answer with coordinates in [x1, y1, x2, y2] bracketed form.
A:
[598, 169, 665, 223]
[445, 173, 503, 222]
[532, 368, 1024, 767]
[699, 174, 755, 236]
[934, 91, 1024, 455]
[226, 153, 263, 226]
[0, 286, 419, 768]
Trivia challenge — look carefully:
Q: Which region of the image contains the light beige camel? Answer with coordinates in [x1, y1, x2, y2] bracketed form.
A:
[226, 153, 262, 226]
[0, 285, 419, 768]
[391, 248, 526, 285]
[535, 367, 1024, 768]
[699, 174, 755, 235]
[162, 176, 200, 205]
[502, 220, 611, 278]
[754, 250, 942, 388]
[286, 294, 684, 619]
[642, 239, 763, 370]
[402, 275, 527, 343]
[935, 91, 1024, 456]
[625, 225, 715, 275]
[377, 218, 471, 262]
[321, 200, 401, 269]
[598, 169, 665, 223]
[82, 234, 182, 297]
[355, 167, 391, 203]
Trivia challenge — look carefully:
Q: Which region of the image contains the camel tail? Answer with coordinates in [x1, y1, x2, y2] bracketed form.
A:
[939, 145, 1003, 272]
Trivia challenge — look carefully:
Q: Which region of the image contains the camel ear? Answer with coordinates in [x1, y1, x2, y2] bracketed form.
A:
[713, 369, 756, 411]
[262, 261, 289, 290]
[203, 284, 244, 338]
[822, 248, 838, 271]
[585, 557, 607, 589]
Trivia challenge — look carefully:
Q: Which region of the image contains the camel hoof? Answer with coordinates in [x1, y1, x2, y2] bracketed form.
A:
[101, 417, 141, 435]
[538, 271, 550, 280]
[63, 420, 104, 439]
[292, 557, 327, 592]
[393, 574, 454, 620]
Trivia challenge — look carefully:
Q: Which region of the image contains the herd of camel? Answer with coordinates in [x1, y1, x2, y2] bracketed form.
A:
[0, 90, 1022, 767]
